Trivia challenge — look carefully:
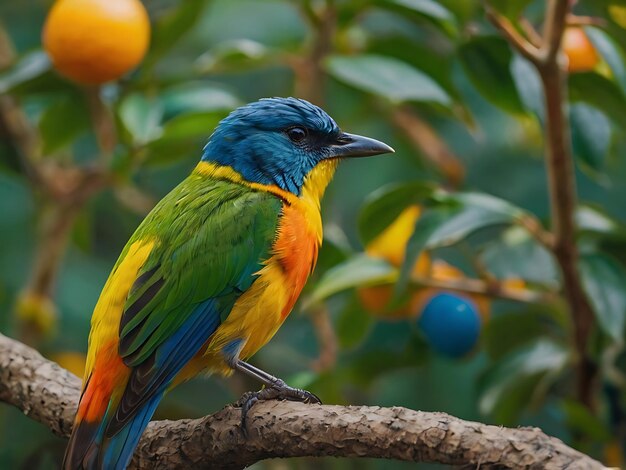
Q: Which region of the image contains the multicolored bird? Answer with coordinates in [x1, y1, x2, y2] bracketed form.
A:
[62, 97, 393, 469]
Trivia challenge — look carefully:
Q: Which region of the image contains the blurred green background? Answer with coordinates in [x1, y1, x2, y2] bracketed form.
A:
[1, 0, 625, 468]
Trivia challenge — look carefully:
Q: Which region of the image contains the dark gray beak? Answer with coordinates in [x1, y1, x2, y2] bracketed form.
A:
[328, 132, 395, 158]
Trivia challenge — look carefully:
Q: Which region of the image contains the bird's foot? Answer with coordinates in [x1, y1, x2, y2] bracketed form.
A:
[235, 379, 321, 435]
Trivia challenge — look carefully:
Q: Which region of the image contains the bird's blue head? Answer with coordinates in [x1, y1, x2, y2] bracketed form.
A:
[202, 97, 393, 195]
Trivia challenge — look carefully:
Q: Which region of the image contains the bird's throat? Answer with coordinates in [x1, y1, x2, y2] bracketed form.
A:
[300, 159, 339, 210]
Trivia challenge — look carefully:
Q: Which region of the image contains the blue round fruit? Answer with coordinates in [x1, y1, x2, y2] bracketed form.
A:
[418, 292, 481, 358]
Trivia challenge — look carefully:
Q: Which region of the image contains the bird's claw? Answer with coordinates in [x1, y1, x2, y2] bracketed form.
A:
[236, 379, 321, 436]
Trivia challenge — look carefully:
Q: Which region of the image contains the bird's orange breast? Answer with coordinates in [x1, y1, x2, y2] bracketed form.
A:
[272, 203, 319, 320]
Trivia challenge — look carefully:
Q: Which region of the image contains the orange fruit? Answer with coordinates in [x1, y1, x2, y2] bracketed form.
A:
[43, 0, 150, 84]
[562, 27, 599, 73]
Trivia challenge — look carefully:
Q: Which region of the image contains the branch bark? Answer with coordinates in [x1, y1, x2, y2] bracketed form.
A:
[0, 333, 605, 469]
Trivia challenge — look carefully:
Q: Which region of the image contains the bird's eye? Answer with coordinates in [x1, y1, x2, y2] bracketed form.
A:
[286, 126, 308, 142]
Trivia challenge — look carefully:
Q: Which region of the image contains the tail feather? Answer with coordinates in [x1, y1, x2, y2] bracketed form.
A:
[63, 390, 164, 470]
[63, 419, 101, 470]
[100, 393, 163, 470]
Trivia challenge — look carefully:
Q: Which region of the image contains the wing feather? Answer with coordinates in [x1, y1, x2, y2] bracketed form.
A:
[104, 176, 281, 437]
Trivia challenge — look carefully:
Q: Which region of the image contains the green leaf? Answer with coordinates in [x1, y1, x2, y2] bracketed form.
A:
[159, 111, 225, 141]
[399, 191, 527, 292]
[562, 398, 613, 442]
[358, 181, 435, 246]
[118, 94, 163, 145]
[483, 308, 561, 360]
[485, 0, 533, 19]
[325, 54, 451, 106]
[428, 191, 527, 244]
[458, 36, 524, 113]
[196, 39, 270, 72]
[306, 254, 397, 307]
[145, 0, 210, 67]
[570, 103, 611, 174]
[580, 253, 626, 343]
[577, 205, 626, 237]
[313, 236, 351, 278]
[511, 54, 543, 118]
[143, 111, 226, 165]
[385, 0, 453, 22]
[481, 226, 558, 283]
[569, 72, 626, 126]
[336, 296, 374, 349]
[160, 83, 240, 117]
[38, 94, 90, 154]
[0, 51, 51, 94]
[479, 339, 570, 421]
[586, 26, 626, 91]
[381, 0, 457, 36]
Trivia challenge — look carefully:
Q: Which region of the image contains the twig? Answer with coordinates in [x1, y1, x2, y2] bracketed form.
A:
[0, 20, 15, 70]
[292, 0, 336, 104]
[484, 6, 540, 64]
[84, 85, 117, 158]
[391, 106, 465, 188]
[566, 14, 607, 28]
[0, 333, 605, 469]
[518, 214, 555, 249]
[0, 96, 46, 187]
[519, 18, 543, 48]
[410, 276, 553, 304]
[308, 305, 338, 372]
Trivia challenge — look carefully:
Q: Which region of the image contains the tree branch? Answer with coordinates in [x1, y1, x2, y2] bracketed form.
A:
[540, 0, 570, 64]
[0, 333, 605, 469]
[535, 0, 597, 409]
[489, 0, 598, 410]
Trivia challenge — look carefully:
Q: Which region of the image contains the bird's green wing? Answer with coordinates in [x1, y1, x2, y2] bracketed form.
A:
[105, 174, 282, 436]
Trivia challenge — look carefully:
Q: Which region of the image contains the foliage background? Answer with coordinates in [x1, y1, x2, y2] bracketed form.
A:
[0, 0, 625, 468]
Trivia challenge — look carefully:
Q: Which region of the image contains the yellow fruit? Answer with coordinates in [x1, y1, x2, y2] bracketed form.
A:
[51, 351, 87, 378]
[43, 0, 150, 84]
[359, 205, 431, 318]
[15, 291, 57, 337]
[365, 205, 430, 271]
[562, 27, 599, 73]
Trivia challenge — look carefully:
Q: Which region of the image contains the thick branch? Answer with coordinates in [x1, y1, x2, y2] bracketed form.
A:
[540, 60, 597, 408]
[540, 0, 570, 64]
[535, 0, 597, 409]
[0, 333, 604, 469]
[489, 0, 597, 409]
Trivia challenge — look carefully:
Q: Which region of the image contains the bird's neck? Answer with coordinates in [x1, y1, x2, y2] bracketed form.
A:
[298, 159, 339, 209]
[193, 160, 338, 210]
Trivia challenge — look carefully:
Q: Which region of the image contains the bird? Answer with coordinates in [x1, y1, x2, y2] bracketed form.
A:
[62, 97, 394, 470]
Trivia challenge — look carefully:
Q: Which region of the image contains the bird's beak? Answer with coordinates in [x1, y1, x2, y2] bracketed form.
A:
[328, 132, 395, 159]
